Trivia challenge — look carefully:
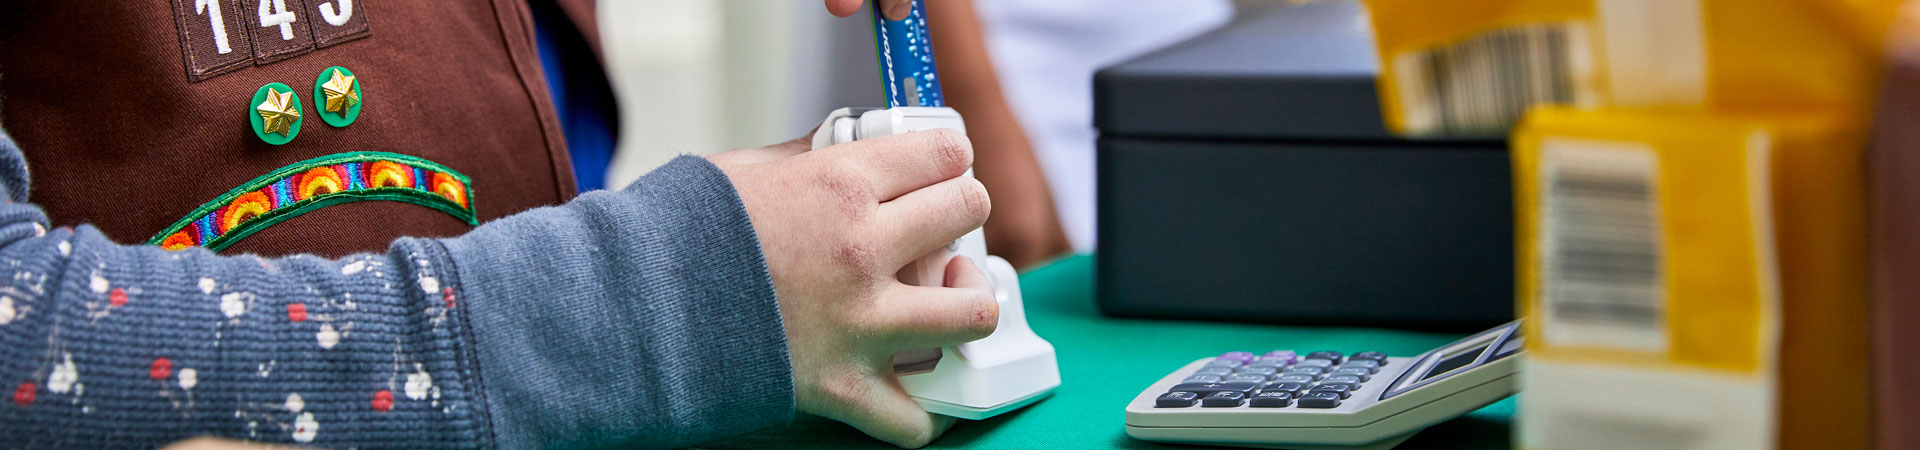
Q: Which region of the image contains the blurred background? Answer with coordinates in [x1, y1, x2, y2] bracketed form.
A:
[587, 2, 1920, 448]
[594, 0, 1260, 253]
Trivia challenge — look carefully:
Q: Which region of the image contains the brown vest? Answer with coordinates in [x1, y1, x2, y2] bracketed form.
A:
[0, 0, 581, 258]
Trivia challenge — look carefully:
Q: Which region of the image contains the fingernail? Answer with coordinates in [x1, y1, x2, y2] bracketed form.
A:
[885, 0, 913, 21]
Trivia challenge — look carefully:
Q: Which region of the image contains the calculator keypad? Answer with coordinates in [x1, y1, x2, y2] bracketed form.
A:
[1307, 383, 1355, 399]
[1193, 367, 1234, 376]
[1202, 391, 1248, 407]
[1324, 374, 1367, 384]
[1205, 360, 1245, 369]
[1297, 391, 1343, 408]
[1236, 366, 1280, 376]
[1155, 350, 1390, 409]
[1262, 382, 1309, 395]
[1227, 374, 1271, 383]
[1249, 391, 1293, 407]
[1295, 359, 1335, 368]
[1332, 367, 1376, 376]
[1305, 351, 1344, 362]
[1157, 391, 1201, 407]
[1273, 374, 1317, 384]
[1168, 382, 1261, 395]
[1282, 366, 1327, 376]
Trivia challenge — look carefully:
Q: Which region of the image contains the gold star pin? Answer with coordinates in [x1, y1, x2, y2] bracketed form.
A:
[320, 69, 360, 114]
[256, 87, 300, 137]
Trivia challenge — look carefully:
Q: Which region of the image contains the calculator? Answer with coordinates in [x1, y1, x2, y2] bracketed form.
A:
[1124, 321, 1523, 449]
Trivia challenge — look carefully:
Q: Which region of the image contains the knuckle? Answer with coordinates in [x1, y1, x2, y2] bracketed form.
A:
[817, 163, 877, 221]
[819, 159, 877, 204]
[925, 129, 973, 175]
[838, 197, 876, 224]
[833, 238, 881, 274]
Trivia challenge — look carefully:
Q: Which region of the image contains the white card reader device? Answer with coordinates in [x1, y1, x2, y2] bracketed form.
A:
[1125, 320, 1522, 449]
[810, 106, 1062, 420]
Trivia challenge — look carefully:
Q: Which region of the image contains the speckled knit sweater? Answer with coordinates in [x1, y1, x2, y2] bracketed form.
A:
[0, 129, 794, 449]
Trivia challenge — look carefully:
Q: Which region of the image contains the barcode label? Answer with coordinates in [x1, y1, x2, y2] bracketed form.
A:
[1539, 139, 1668, 352]
[1390, 22, 1595, 137]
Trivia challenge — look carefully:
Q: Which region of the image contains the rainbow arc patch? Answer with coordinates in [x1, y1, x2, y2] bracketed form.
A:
[150, 152, 476, 251]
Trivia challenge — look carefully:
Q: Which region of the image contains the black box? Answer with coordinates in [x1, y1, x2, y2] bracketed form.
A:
[1093, 0, 1514, 330]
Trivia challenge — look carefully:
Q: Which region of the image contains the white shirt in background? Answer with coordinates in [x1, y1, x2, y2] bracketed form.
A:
[971, 0, 1234, 253]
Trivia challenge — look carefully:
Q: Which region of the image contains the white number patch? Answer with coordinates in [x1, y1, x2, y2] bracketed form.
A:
[172, 0, 374, 81]
[317, 0, 353, 27]
[196, 0, 232, 54]
[259, 0, 298, 40]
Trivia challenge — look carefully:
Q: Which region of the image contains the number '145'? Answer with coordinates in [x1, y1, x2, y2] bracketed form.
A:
[196, 0, 357, 54]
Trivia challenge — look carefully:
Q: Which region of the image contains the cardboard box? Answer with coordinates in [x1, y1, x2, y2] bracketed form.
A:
[1512, 107, 1867, 450]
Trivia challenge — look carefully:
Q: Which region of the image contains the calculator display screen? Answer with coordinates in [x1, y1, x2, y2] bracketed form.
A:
[1380, 321, 1522, 400]
[1420, 344, 1489, 381]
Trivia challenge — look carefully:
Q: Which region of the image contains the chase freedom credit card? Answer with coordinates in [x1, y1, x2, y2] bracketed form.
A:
[872, 0, 944, 108]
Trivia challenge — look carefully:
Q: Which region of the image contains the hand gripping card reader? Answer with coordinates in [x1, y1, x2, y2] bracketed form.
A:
[806, 0, 1060, 420]
[1125, 321, 1522, 449]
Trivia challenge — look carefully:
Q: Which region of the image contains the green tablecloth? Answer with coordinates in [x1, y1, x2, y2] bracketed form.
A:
[708, 255, 1514, 449]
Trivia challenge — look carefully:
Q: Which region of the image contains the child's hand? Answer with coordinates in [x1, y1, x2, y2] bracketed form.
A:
[823, 0, 914, 21]
[709, 130, 999, 448]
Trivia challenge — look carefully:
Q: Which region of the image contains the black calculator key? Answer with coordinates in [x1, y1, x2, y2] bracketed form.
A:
[1325, 374, 1368, 384]
[1249, 391, 1294, 407]
[1295, 359, 1335, 368]
[1169, 382, 1261, 395]
[1298, 391, 1342, 408]
[1273, 374, 1316, 384]
[1227, 374, 1270, 383]
[1205, 360, 1245, 369]
[1309, 383, 1355, 399]
[1350, 351, 1388, 363]
[1341, 360, 1382, 370]
[1305, 351, 1344, 362]
[1201, 391, 1248, 407]
[1193, 367, 1234, 376]
[1236, 366, 1280, 376]
[1282, 366, 1327, 376]
[1332, 366, 1377, 376]
[1156, 391, 1201, 408]
[1262, 382, 1310, 394]
[1184, 375, 1224, 383]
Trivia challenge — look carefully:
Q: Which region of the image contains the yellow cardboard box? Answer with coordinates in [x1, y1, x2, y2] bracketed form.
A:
[1512, 107, 1868, 449]
[1366, 0, 1892, 136]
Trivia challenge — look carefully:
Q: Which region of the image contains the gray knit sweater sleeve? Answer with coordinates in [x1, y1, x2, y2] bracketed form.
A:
[0, 128, 794, 449]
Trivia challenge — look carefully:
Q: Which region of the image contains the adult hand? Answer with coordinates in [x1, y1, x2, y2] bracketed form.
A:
[823, 0, 914, 21]
[708, 130, 999, 448]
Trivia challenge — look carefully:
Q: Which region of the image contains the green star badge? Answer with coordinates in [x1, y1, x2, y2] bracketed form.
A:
[313, 66, 363, 127]
[250, 82, 303, 145]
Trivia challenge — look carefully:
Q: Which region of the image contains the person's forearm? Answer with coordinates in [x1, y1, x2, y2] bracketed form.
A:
[0, 129, 792, 448]
[440, 156, 791, 449]
[927, 0, 1073, 269]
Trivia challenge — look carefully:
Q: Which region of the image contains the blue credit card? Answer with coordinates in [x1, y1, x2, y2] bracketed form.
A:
[872, 0, 944, 108]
